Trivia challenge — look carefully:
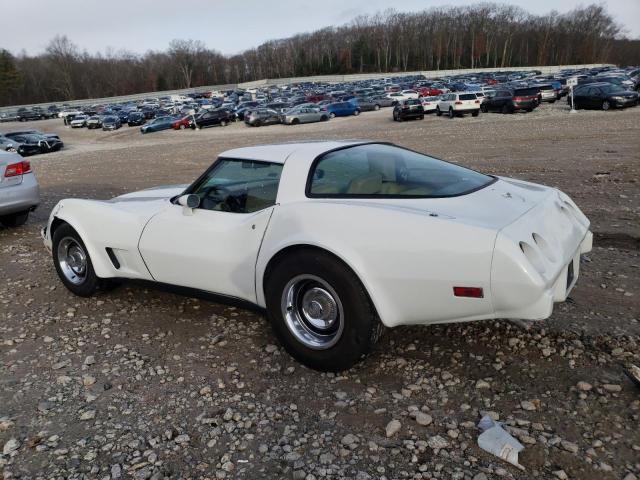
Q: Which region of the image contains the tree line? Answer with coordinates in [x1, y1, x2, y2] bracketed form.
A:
[1, 3, 639, 107]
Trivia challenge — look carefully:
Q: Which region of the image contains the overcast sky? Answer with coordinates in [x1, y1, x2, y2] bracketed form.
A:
[4, 0, 639, 57]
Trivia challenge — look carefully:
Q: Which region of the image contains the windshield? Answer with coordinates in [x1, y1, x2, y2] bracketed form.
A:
[308, 143, 495, 198]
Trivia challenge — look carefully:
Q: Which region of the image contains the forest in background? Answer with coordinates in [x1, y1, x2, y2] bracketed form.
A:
[1, 3, 639, 106]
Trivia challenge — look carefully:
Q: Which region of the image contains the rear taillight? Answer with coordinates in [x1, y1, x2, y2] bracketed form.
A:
[4, 160, 31, 178]
[455, 101, 463, 105]
[453, 287, 484, 298]
[474, 100, 480, 103]
[513, 97, 523, 101]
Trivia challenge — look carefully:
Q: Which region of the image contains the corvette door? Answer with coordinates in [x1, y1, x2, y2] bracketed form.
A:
[138, 158, 283, 302]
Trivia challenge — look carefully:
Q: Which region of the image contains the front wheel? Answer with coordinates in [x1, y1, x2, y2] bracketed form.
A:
[374, 104, 380, 111]
[265, 250, 384, 372]
[329, 113, 336, 119]
[480, 104, 488, 113]
[52, 223, 112, 297]
[353, 109, 360, 116]
[602, 100, 611, 111]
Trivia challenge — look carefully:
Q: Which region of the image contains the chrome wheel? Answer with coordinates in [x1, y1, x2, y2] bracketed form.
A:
[57, 237, 88, 285]
[281, 274, 344, 350]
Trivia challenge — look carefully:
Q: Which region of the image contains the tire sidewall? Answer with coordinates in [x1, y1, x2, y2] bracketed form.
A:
[52, 224, 102, 297]
[265, 251, 379, 371]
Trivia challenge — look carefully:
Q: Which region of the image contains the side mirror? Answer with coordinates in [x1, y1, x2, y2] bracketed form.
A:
[177, 194, 200, 215]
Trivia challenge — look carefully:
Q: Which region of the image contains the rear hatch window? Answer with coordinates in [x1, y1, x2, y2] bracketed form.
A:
[459, 94, 477, 101]
[514, 88, 538, 96]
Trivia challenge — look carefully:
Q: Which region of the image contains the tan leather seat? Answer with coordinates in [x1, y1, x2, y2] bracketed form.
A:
[346, 173, 382, 194]
[379, 182, 408, 194]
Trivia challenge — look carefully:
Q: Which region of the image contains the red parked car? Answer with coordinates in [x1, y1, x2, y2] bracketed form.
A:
[418, 87, 443, 97]
[172, 116, 193, 130]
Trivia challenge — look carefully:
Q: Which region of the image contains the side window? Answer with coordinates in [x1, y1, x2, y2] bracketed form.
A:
[309, 148, 371, 195]
[190, 159, 283, 214]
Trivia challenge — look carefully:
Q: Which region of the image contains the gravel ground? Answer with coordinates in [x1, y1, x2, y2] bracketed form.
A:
[1, 102, 639, 480]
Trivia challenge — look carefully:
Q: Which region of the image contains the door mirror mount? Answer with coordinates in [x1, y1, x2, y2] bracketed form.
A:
[177, 194, 200, 215]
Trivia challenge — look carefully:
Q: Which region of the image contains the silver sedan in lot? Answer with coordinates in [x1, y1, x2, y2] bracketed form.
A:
[282, 106, 329, 125]
[0, 151, 39, 227]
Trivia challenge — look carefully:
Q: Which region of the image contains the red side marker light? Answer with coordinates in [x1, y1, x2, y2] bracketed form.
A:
[453, 287, 484, 298]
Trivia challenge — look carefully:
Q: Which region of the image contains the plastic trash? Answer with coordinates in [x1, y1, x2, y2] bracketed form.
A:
[477, 415, 525, 471]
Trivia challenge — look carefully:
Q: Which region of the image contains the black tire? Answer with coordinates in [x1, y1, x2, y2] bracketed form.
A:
[265, 249, 384, 371]
[52, 223, 112, 297]
[436, 107, 442, 117]
[329, 112, 336, 119]
[221, 120, 229, 126]
[549, 100, 556, 104]
[291, 118, 300, 125]
[374, 104, 380, 111]
[472, 110, 479, 117]
[602, 100, 610, 111]
[354, 109, 360, 116]
[254, 120, 262, 127]
[448, 107, 454, 118]
[179, 124, 186, 130]
[526, 108, 533, 113]
[480, 104, 488, 113]
[419, 115, 424, 120]
[0, 210, 29, 228]
[320, 115, 328, 122]
[501, 104, 511, 114]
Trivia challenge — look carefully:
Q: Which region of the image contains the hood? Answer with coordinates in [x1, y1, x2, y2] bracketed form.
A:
[109, 184, 188, 203]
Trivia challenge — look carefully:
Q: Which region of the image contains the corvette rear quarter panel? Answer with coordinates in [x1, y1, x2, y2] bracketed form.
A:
[50, 199, 155, 281]
[256, 201, 497, 327]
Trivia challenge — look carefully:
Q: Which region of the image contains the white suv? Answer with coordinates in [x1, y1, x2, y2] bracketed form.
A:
[436, 93, 481, 118]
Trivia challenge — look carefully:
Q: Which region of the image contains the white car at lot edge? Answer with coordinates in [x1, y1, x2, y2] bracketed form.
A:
[436, 92, 482, 117]
[42, 141, 592, 371]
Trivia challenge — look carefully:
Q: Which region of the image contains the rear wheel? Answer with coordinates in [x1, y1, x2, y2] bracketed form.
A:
[329, 113, 336, 119]
[480, 104, 488, 113]
[501, 104, 511, 114]
[179, 124, 186, 130]
[448, 107, 454, 118]
[602, 100, 611, 111]
[374, 104, 380, 111]
[0, 210, 29, 228]
[472, 110, 479, 117]
[221, 120, 229, 126]
[436, 107, 442, 117]
[52, 223, 113, 297]
[320, 115, 328, 121]
[265, 250, 384, 371]
[291, 118, 300, 125]
[354, 109, 360, 116]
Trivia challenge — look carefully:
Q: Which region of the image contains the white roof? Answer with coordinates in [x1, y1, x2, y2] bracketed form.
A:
[220, 140, 369, 164]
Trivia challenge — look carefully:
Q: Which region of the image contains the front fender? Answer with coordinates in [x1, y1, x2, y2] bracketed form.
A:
[46, 199, 157, 281]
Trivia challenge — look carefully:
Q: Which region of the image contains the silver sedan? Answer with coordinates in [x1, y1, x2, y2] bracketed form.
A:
[282, 106, 329, 125]
[0, 151, 39, 227]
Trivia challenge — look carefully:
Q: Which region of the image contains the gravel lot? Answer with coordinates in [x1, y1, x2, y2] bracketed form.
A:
[1, 103, 639, 480]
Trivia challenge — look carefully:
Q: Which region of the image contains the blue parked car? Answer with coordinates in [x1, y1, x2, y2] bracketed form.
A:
[325, 102, 360, 118]
[140, 116, 178, 134]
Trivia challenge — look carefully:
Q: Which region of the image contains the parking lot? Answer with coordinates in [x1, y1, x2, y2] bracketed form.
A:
[1, 102, 639, 479]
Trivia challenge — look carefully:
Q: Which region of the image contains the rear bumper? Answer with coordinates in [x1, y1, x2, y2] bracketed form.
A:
[0, 174, 40, 216]
[491, 191, 592, 320]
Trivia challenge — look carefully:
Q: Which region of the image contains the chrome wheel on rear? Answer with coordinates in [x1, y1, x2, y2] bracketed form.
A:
[57, 237, 88, 285]
[281, 274, 344, 350]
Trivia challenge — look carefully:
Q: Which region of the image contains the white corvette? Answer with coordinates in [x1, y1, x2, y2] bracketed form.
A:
[42, 141, 592, 371]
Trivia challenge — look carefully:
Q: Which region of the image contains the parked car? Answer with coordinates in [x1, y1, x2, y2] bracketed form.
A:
[326, 102, 360, 118]
[102, 116, 122, 131]
[369, 95, 395, 107]
[70, 115, 89, 128]
[481, 88, 539, 113]
[570, 83, 639, 110]
[535, 84, 557, 103]
[127, 112, 146, 126]
[3, 133, 63, 153]
[6, 130, 61, 141]
[0, 135, 41, 156]
[436, 93, 481, 117]
[140, 116, 177, 134]
[192, 109, 233, 129]
[172, 116, 194, 130]
[86, 116, 102, 129]
[0, 152, 39, 227]
[420, 96, 440, 113]
[392, 99, 425, 121]
[282, 106, 329, 125]
[354, 97, 381, 112]
[18, 109, 46, 122]
[245, 109, 282, 127]
[42, 140, 592, 371]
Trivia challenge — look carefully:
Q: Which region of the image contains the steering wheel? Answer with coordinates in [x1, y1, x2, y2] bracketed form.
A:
[200, 185, 242, 212]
